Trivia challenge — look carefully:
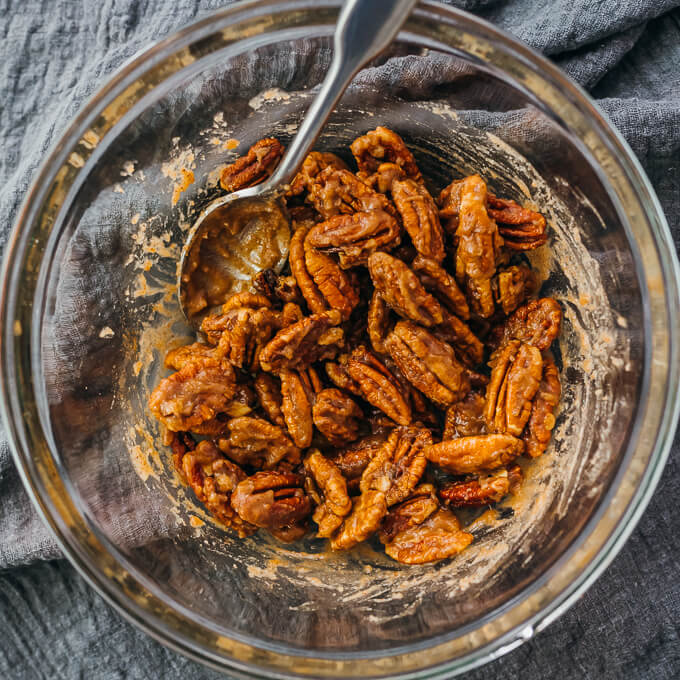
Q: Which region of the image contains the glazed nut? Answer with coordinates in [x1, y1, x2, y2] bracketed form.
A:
[384, 321, 469, 407]
[347, 345, 412, 426]
[350, 126, 423, 181]
[231, 471, 311, 529]
[412, 254, 470, 320]
[220, 138, 284, 192]
[487, 193, 548, 250]
[221, 416, 300, 469]
[304, 450, 352, 538]
[287, 151, 348, 196]
[391, 179, 445, 262]
[279, 369, 314, 448]
[489, 297, 562, 352]
[312, 388, 363, 447]
[368, 252, 443, 328]
[522, 356, 561, 457]
[424, 434, 524, 474]
[438, 465, 522, 507]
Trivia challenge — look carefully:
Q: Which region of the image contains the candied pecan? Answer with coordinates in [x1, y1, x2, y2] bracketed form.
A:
[489, 297, 562, 351]
[281, 302, 305, 326]
[165, 342, 217, 371]
[200, 307, 280, 371]
[307, 167, 393, 218]
[231, 471, 311, 529]
[438, 465, 522, 507]
[289, 225, 327, 314]
[219, 416, 300, 468]
[485, 341, 543, 436]
[350, 126, 422, 181]
[254, 373, 285, 427]
[220, 138, 283, 192]
[443, 391, 487, 440]
[304, 243, 359, 320]
[368, 252, 443, 328]
[438, 178, 464, 221]
[287, 151, 348, 196]
[306, 210, 400, 268]
[433, 309, 484, 368]
[149, 358, 236, 433]
[279, 369, 314, 448]
[384, 321, 469, 407]
[454, 174, 503, 318]
[360, 162, 406, 194]
[270, 522, 309, 543]
[347, 345, 412, 425]
[221, 292, 272, 312]
[487, 194, 548, 250]
[330, 490, 387, 550]
[174, 438, 256, 537]
[360, 427, 430, 506]
[259, 310, 344, 373]
[324, 355, 363, 398]
[425, 434, 524, 474]
[304, 450, 352, 538]
[378, 485, 439, 543]
[523, 356, 561, 457]
[253, 269, 305, 306]
[493, 264, 537, 316]
[383, 507, 473, 564]
[367, 291, 392, 354]
[331, 433, 389, 481]
[312, 388, 363, 446]
[412, 255, 470, 320]
[392, 179, 445, 262]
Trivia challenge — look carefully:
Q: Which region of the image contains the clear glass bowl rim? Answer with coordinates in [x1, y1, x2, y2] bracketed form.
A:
[1, 1, 679, 678]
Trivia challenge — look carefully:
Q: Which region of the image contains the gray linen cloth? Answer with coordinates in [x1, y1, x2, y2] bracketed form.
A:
[1, 0, 679, 677]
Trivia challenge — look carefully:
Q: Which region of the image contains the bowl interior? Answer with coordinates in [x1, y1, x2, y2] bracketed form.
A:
[34, 18, 644, 660]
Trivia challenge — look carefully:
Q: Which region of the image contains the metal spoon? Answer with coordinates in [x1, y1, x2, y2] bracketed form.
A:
[178, 0, 418, 325]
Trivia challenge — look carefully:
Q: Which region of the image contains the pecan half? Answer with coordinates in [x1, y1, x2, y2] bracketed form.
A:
[347, 345, 412, 425]
[412, 255, 470, 320]
[392, 179, 445, 262]
[485, 341, 543, 436]
[149, 358, 236, 433]
[330, 433, 389, 483]
[254, 373, 285, 427]
[360, 427, 430, 506]
[312, 388, 363, 446]
[487, 194, 548, 250]
[384, 321, 469, 407]
[220, 138, 283, 192]
[330, 490, 388, 550]
[254, 269, 304, 306]
[279, 369, 314, 448]
[443, 391, 487, 440]
[289, 225, 328, 314]
[433, 309, 484, 368]
[454, 174, 503, 318]
[361, 162, 406, 194]
[367, 291, 392, 354]
[170, 435, 256, 537]
[523, 356, 561, 457]
[378, 484, 439, 543]
[307, 167, 393, 218]
[368, 252, 443, 328]
[306, 209, 400, 268]
[165, 342, 217, 371]
[304, 242, 360, 320]
[259, 310, 344, 373]
[350, 127, 422, 181]
[438, 464, 522, 507]
[304, 450, 352, 538]
[424, 434, 524, 474]
[383, 507, 473, 564]
[219, 416, 300, 468]
[488, 297, 562, 351]
[201, 307, 280, 371]
[231, 471, 311, 529]
[492, 264, 537, 316]
[287, 151, 348, 196]
[324, 354, 363, 398]
[221, 292, 273, 312]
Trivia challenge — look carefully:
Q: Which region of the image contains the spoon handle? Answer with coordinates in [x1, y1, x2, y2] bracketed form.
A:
[266, 0, 418, 190]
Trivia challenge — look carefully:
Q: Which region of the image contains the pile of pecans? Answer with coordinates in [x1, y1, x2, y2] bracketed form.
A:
[148, 127, 562, 564]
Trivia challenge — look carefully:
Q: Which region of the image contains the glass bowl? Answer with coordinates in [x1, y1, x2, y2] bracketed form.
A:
[2, 1, 679, 678]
